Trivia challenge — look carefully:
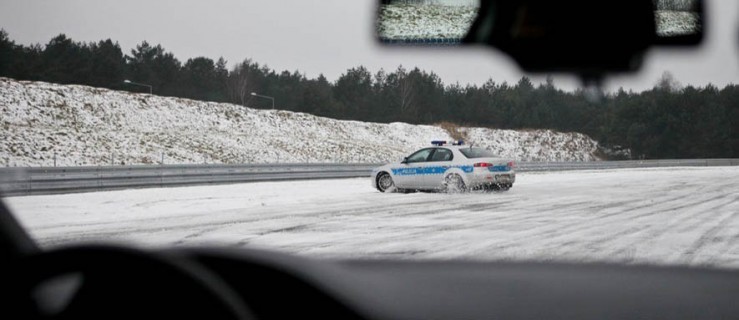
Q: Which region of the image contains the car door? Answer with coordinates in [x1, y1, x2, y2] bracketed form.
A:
[392, 148, 434, 189]
[424, 148, 454, 189]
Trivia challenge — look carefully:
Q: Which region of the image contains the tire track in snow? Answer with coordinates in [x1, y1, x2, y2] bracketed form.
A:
[681, 201, 739, 264]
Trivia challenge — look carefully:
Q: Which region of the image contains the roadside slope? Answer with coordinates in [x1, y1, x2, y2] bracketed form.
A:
[1, 78, 602, 166]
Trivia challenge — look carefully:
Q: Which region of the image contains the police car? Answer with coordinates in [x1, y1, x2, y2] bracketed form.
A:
[371, 141, 516, 193]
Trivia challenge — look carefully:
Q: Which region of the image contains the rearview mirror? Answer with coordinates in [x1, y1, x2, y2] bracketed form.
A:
[376, 0, 704, 78]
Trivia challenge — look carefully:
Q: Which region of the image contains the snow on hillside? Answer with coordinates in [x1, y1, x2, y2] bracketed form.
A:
[464, 128, 599, 162]
[0, 78, 602, 167]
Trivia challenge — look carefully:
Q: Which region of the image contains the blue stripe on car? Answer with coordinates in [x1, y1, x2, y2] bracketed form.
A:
[391, 165, 474, 176]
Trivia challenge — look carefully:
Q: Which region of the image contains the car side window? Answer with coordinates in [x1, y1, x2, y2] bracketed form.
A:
[430, 148, 453, 162]
[405, 149, 433, 163]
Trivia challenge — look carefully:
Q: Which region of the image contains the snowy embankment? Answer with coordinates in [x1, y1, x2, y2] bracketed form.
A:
[0, 78, 602, 167]
[7, 167, 739, 268]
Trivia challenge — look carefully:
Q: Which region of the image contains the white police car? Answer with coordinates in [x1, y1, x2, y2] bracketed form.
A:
[371, 141, 516, 193]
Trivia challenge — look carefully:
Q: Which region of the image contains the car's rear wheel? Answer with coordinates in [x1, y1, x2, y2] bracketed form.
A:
[484, 184, 500, 192]
[444, 174, 466, 193]
[376, 172, 396, 193]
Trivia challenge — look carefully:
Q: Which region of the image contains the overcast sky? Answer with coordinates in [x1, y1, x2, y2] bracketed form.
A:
[0, 0, 736, 92]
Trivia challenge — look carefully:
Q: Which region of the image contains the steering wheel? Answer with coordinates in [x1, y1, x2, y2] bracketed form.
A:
[3, 245, 254, 319]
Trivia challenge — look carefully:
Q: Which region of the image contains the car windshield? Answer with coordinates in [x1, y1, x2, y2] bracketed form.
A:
[459, 148, 498, 159]
[0, 0, 738, 271]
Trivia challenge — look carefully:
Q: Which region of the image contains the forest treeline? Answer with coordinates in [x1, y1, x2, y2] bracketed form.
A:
[1, 31, 737, 159]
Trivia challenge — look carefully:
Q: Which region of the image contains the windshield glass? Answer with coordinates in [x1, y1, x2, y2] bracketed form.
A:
[459, 148, 498, 158]
[0, 0, 738, 270]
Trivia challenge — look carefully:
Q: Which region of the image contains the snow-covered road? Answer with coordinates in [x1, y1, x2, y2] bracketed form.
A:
[5, 167, 739, 269]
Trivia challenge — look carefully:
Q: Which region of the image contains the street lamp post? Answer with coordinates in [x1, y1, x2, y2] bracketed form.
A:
[250, 92, 275, 109]
[124, 79, 153, 94]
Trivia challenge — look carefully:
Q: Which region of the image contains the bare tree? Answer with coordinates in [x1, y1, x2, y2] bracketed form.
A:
[655, 71, 683, 92]
[396, 66, 415, 115]
[226, 59, 258, 106]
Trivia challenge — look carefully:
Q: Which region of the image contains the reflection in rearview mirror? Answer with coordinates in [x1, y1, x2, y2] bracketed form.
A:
[377, 0, 703, 47]
[377, 0, 480, 45]
[654, 0, 702, 38]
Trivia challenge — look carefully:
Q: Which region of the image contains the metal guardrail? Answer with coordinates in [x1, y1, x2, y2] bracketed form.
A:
[517, 159, 739, 172]
[1, 159, 737, 197]
[0, 163, 378, 197]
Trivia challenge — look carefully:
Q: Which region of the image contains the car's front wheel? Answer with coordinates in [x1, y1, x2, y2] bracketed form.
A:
[376, 172, 396, 193]
[444, 174, 467, 193]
